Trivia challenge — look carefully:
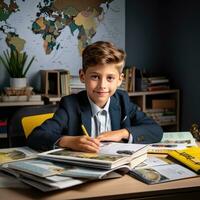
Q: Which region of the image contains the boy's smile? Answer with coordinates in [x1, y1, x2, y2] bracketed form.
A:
[79, 64, 123, 108]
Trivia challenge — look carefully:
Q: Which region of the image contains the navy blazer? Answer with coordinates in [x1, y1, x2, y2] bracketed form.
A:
[27, 89, 163, 150]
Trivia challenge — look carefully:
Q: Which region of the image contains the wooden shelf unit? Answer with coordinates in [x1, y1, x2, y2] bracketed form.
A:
[128, 89, 180, 131]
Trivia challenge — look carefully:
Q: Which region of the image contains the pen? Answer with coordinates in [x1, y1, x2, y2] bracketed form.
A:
[81, 124, 90, 137]
[151, 144, 177, 148]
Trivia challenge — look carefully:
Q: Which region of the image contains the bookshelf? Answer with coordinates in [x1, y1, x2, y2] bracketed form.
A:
[128, 89, 180, 131]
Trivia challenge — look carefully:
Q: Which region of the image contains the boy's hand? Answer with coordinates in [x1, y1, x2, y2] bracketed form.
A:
[58, 136, 100, 153]
[96, 129, 130, 142]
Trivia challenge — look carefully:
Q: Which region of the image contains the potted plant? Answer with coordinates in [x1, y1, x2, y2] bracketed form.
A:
[0, 49, 35, 88]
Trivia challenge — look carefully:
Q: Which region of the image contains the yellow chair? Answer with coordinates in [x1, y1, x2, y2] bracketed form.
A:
[22, 113, 54, 138]
[7, 104, 58, 147]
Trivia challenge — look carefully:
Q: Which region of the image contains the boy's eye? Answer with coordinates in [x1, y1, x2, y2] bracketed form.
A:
[91, 75, 99, 80]
[107, 76, 115, 82]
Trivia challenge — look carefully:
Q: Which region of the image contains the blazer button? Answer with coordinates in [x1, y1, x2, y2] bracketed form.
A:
[137, 135, 144, 142]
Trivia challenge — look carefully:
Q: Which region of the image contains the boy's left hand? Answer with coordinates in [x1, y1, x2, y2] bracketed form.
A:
[96, 129, 130, 142]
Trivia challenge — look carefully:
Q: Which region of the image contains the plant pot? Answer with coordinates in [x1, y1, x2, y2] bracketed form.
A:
[10, 77, 27, 88]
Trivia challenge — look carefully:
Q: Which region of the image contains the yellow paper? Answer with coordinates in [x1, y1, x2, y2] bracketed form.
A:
[168, 146, 200, 173]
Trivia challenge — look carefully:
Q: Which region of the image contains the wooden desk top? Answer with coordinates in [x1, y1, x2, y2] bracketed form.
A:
[1, 174, 200, 200]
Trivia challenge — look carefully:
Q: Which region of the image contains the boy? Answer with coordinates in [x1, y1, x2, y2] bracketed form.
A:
[27, 41, 163, 152]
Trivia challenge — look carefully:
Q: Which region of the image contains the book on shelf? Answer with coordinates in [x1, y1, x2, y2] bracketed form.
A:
[152, 99, 175, 109]
[59, 70, 71, 96]
[168, 146, 200, 173]
[123, 66, 136, 92]
[148, 76, 169, 84]
[38, 142, 149, 170]
[147, 85, 170, 91]
[70, 75, 85, 94]
[147, 76, 170, 91]
[129, 156, 198, 184]
[0, 119, 7, 134]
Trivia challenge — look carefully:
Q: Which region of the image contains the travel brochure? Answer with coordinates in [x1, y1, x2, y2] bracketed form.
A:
[129, 156, 198, 184]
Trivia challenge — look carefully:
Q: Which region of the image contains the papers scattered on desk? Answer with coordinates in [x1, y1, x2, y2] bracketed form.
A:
[0, 171, 29, 189]
[0, 146, 37, 165]
[148, 131, 197, 154]
[6, 158, 129, 179]
[1, 157, 131, 192]
[129, 156, 198, 184]
[1, 166, 86, 192]
[0, 143, 148, 192]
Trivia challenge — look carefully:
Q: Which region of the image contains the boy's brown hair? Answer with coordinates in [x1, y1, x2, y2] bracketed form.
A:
[82, 41, 126, 72]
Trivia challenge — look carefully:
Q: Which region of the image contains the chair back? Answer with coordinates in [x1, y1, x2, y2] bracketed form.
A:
[7, 104, 58, 147]
[22, 113, 54, 138]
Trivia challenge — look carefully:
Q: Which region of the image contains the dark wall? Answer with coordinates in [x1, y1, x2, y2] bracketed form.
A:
[125, 0, 162, 74]
[126, 0, 200, 130]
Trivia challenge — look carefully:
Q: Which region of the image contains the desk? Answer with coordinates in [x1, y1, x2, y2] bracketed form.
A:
[1, 174, 200, 200]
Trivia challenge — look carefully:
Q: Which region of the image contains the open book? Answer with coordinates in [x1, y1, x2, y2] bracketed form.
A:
[38, 142, 149, 170]
[0, 146, 37, 165]
[129, 156, 198, 184]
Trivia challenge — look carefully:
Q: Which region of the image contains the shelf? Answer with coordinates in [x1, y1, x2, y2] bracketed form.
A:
[128, 89, 179, 96]
[159, 122, 177, 126]
[0, 101, 44, 107]
[0, 133, 7, 138]
[128, 89, 180, 131]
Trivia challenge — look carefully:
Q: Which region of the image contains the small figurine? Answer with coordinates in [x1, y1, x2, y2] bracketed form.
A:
[190, 123, 200, 141]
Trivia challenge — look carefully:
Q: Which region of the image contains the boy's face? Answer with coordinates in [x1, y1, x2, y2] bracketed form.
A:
[79, 64, 123, 108]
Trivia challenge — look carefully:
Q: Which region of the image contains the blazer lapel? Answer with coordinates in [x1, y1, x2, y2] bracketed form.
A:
[109, 96, 121, 130]
[80, 95, 92, 136]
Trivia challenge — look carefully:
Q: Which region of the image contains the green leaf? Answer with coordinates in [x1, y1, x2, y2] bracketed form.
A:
[0, 49, 35, 78]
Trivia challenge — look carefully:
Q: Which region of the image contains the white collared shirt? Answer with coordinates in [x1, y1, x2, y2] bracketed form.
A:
[88, 97, 111, 138]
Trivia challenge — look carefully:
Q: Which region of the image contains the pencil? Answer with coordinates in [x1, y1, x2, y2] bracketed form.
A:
[81, 124, 90, 137]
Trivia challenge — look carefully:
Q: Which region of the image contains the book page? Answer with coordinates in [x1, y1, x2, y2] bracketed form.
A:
[100, 142, 148, 156]
[161, 132, 196, 146]
[130, 157, 197, 184]
[131, 164, 197, 184]
[0, 146, 38, 165]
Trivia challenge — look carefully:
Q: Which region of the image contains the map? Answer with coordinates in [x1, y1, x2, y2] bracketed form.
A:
[0, 0, 125, 89]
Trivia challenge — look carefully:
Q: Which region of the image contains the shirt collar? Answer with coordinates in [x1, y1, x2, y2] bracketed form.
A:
[88, 97, 110, 117]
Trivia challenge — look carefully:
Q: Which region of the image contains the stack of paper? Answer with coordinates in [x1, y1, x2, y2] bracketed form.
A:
[0, 143, 148, 191]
